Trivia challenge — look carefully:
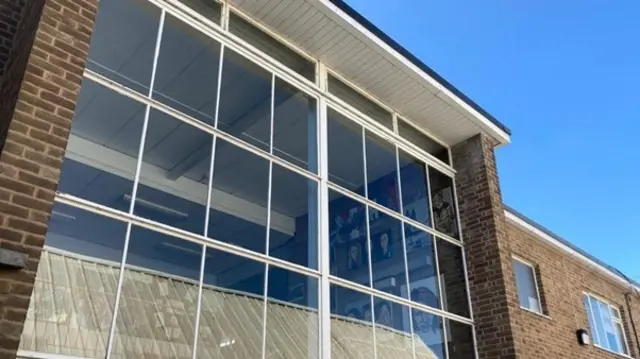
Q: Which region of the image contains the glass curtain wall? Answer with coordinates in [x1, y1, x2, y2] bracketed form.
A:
[18, 0, 475, 358]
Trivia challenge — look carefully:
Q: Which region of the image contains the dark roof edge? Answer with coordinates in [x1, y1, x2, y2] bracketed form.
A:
[504, 204, 640, 289]
[328, 0, 512, 136]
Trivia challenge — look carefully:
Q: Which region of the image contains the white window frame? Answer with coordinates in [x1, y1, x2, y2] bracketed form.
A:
[512, 256, 543, 315]
[583, 293, 631, 357]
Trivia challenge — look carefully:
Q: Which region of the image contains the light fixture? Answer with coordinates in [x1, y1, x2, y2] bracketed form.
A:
[123, 194, 189, 219]
[577, 329, 590, 346]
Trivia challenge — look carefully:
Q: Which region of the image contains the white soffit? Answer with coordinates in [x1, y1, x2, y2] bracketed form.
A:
[229, 0, 511, 146]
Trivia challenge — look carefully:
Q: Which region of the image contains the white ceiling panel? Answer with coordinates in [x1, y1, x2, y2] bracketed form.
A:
[229, 0, 510, 145]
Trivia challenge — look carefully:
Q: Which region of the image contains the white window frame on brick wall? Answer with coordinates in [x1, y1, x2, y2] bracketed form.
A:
[583, 293, 631, 357]
[512, 256, 543, 314]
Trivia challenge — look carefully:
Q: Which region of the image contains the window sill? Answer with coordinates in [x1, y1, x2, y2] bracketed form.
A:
[519, 306, 551, 320]
[592, 344, 633, 359]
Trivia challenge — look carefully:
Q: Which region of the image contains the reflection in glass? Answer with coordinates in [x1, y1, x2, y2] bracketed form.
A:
[19, 204, 127, 358]
[404, 224, 440, 310]
[436, 238, 470, 318]
[86, 0, 161, 93]
[273, 77, 318, 172]
[208, 139, 270, 253]
[269, 164, 318, 269]
[327, 108, 364, 195]
[446, 320, 476, 359]
[112, 227, 202, 358]
[429, 169, 459, 239]
[398, 149, 431, 227]
[365, 130, 399, 212]
[328, 75, 393, 129]
[398, 118, 450, 165]
[58, 79, 145, 211]
[329, 284, 374, 359]
[180, 0, 222, 24]
[264, 268, 319, 359]
[373, 298, 413, 358]
[328, 190, 369, 286]
[135, 109, 212, 234]
[369, 211, 407, 297]
[153, 13, 222, 124]
[197, 246, 266, 358]
[229, 12, 315, 81]
[218, 48, 272, 152]
[411, 308, 445, 359]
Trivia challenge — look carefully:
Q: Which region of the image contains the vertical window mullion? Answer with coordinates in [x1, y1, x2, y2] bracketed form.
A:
[104, 9, 166, 359]
[318, 92, 332, 359]
[587, 296, 602, 347]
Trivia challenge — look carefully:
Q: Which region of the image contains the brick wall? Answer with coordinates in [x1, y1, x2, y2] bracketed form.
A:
[0, 0, 98, 357]
[505, 218, 640, 359]
[452, 134, 522, 359]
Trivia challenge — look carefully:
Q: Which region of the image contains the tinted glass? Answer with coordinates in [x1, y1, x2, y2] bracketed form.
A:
[436, 238, 470, 318]
[429, 169, 459, 239]
[398, 118, 449, 164]
[153, 14, 222, 124]
[365, 130, 399, 212]
[328, 75, 393, 129]
[328, 190, 369, 287]
[58, 79, 145, 211]
[374, 298, 413, 357]
[179, 0, 222, 24]
[218, 48, 272, 152]
[19, 204, 127, 358]
[229, 12, 315, 81]
[330, 285, 374, 359]
[369, 211, 406, 297]
[86, 0, 161, 93]
[197, 246, 266, 358]
[269, 163, 318, 269]
[273, 77, 318, 172]
[412, 308, 446, 359]
[447, 320, 476, 359]
[208, 138, 270, 253]
[398, 149, 431, 227]
[327, 108, 364, 195]
[405, 224, 440, 310]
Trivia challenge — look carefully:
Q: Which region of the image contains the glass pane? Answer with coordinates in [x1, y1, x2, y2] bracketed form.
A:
[436, 238, 470, 318]
[327, 108, 364, 195]
[513, 260, 541, 313]
[328, 190, 370, 287]
[208, 139, 270, 253]
[398, 119, 449, 164]
[265, 268, 318, 359]
[111, 227, 202, 358]
[369, 211, 407, 297]
[58, 79, 145, 211]
[179, 0, 222, 24]
[584, 296, 599, 346]
[273, 77, 318, 172]
[153, 13, 222, 124]
[229, 12, 315, 81]
[374, 298, 413, 358]
[365, 130, 400, 212]
[615, 322, 629, 355]
[412, 308, 445, 359]
[446, 320, 476, 359]
[589, 297, 607, 348]
[399, 150, 431, 227]
[330, 284, 374, 359]
[328, 75, 393, 129]
[269, 163, 318, 269]
[405, 224, 440, 310]
[135, 109, 212, 235]
[20, 204, 127, 358]
[86, 0, 160, 93]
[429, 169, 459, 239]
[218, 48, 272, 151]
[196, 246, 266, 358]
[598, 301, 617, 351]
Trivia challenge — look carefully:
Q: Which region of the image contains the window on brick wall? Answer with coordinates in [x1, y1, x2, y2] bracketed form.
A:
[512, 257, 542, 314]
[583, 294, 630, 356]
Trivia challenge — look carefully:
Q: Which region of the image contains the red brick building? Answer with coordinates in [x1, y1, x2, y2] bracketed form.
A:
[0, 1, 637, 359]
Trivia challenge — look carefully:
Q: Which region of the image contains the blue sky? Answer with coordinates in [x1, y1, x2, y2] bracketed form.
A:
[344, 0, 639, 280]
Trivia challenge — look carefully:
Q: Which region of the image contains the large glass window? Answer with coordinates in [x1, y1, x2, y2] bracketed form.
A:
[584, 294, 630, 356]
[512, 258, 542, 314]
[22, 0, 475, 357]
[398, 117, 450, 165]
